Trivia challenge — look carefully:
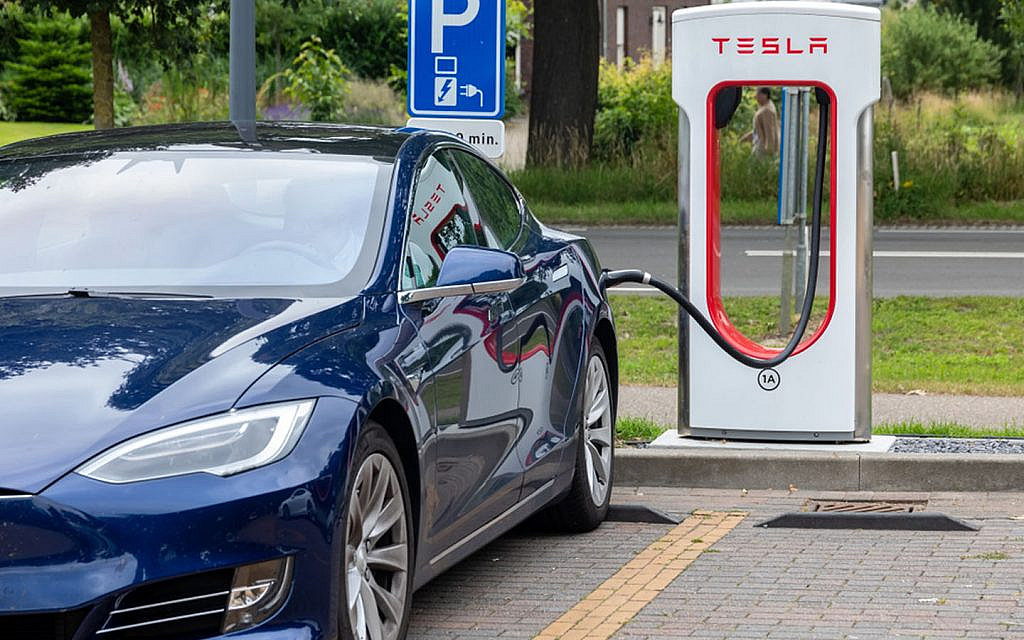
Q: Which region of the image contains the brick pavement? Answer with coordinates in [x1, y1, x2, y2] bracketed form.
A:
[409, 488, 1024, 640]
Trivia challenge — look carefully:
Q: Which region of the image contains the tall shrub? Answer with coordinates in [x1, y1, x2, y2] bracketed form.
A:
[280, 36, 350, 122]
[320, 0, 405, 80]
[2, 13, 92, 122]
[593, 57, 675, 161]
[882, 6, 1003, 98]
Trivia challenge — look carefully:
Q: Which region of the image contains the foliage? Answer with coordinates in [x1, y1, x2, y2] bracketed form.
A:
[593, 56, 674, 160]
[280, 36, 349, 122]
[1, 12, 91, 122]
[882, 6, 1003, 98]
[0, 89, 14, 121]
[113, 87, 137, 126]
[1001, 0, 1024, 94]
[342, 77, 404, 126]
[320, 0, 405, 80]
[16, 0, 231, 65]
[0, 3, 29, 74]
[874, 92, 1024, 220]
[506, 0, 530, 43]
[133, 54, 229, 124]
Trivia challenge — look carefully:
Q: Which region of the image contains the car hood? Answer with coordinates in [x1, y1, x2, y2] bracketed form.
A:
[0, 296, 363, 494]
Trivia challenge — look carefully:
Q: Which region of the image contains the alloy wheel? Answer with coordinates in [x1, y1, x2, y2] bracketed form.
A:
[583, 353, 613, 506]
[345, 453, 409, 640]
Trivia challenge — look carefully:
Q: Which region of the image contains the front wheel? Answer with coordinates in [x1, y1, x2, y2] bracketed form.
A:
[340, 421, 414, 640]
[545, 339, 615, 532]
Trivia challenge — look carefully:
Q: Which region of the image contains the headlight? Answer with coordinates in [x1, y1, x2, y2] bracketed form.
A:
[78, 400, 316, 483]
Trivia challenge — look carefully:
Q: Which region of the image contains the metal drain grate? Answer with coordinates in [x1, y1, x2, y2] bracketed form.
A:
[805, 499, 928, 514]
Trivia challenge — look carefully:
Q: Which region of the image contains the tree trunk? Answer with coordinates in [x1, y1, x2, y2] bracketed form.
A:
[89, 10, 115, 129]
[526, 0, 600, 167]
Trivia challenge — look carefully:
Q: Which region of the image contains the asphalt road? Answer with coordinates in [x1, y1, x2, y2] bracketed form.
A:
[574, 226, 1024, 296]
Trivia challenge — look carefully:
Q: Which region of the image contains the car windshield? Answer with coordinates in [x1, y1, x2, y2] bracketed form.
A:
[0, 151, 393, 297]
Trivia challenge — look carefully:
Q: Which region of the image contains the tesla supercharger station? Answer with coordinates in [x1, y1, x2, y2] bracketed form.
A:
[673, 3, 880, 442]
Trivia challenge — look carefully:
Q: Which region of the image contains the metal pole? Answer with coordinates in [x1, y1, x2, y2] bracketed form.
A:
[677, 108, 691, 435]
[794, 89, 811, 310]
[230, 0, 256, 122]
[779, 88, 799, 336]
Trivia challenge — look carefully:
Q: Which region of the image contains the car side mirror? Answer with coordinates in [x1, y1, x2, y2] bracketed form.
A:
[400, 246, 525, 303]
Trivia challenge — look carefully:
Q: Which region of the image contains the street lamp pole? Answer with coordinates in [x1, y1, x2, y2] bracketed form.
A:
[229, 0, 256, 122]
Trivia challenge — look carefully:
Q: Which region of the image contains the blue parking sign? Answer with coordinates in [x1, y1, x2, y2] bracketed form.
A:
[408, 0, 505, 119]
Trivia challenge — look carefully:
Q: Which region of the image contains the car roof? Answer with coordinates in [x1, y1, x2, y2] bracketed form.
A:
[0, 121, 420, 160]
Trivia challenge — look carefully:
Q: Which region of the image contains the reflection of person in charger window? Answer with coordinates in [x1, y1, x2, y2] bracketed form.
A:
[741, 87, 780, 157]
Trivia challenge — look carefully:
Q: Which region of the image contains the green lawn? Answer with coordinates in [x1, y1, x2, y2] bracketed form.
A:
[531, 198, 1024, 227]
[612, 294, 1024, 397]
[0, 122, 92, 148]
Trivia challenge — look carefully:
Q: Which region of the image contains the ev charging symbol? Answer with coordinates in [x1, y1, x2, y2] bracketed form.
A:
[757, 368, 781, 391]
[430, 0, 484, 108]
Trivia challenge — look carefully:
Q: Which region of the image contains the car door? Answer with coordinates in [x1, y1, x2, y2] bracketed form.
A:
[450, 151, 586, 499]
[398, 149, 524, 562]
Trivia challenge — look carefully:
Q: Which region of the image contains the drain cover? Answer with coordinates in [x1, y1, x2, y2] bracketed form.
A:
[805, 499, 928, 513]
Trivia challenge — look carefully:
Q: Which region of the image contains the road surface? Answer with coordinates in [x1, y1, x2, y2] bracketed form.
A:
[573, 226, 1024, 296]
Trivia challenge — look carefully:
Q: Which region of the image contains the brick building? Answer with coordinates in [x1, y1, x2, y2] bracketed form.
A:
[514, 1, 711, 96]
[603, 1, 710, 67]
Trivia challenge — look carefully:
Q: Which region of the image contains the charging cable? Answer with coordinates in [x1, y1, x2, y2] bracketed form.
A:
[601, 88, 831, 369]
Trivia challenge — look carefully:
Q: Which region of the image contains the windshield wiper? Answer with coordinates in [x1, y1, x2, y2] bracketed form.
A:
[0, 288, 214, 300]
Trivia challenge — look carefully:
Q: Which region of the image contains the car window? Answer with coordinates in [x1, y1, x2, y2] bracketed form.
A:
[450, 150, 522, 251]
[402, 151, 481, 290]
[0, 152, 390, 295]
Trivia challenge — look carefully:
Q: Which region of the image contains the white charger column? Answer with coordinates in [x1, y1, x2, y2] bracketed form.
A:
[673, 2, 880, 442]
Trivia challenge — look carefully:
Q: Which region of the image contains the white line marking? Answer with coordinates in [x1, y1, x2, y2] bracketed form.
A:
[745, 250, 1024, 259]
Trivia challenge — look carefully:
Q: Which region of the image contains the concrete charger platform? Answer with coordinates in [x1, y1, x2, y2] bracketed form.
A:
[616, 435, 1024, 492]
[617, 386, 1024, 492]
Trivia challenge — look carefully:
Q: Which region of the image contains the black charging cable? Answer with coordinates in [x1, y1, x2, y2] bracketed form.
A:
[601, 89, 831, 369]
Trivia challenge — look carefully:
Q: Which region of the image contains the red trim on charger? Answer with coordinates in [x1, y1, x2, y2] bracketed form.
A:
[705, 80, 838, 359]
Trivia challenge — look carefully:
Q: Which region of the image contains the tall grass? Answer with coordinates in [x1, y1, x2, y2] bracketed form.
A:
[518, 86, 1024, 225]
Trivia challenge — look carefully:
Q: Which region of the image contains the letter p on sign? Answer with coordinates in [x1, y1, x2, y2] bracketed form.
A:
[432, 0, 480, 53]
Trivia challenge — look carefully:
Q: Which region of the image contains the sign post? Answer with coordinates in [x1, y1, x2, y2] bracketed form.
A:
[407, 0, 507, 158]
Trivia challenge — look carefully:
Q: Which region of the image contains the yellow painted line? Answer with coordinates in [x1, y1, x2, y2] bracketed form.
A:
[534, 510, 746, 640]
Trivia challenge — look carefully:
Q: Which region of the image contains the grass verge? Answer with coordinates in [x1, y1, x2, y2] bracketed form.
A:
[532, 199, 779, 226]
[612, 294, 1024, 396]
[873, 422, 1024, 438]
[616, 418, 1024, 443]
[0, 122, 93, 148]
[617, 416, 666, 443]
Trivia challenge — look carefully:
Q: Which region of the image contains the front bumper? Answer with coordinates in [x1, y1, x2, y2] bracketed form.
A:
[0, 396, 358, 639]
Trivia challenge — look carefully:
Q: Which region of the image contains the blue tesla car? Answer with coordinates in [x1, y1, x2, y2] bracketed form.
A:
[0, 122, 618, 640]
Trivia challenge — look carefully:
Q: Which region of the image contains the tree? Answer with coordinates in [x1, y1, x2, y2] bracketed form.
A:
[882, 5, 1003, 98]
[527, 0, 600, 167]
[14, 1, 227, 128]
[3, 12, 91, 121]
[1001, 0, 1024, 97]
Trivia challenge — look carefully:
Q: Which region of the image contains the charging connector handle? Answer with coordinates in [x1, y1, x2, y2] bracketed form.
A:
[601, 90, 831, 370]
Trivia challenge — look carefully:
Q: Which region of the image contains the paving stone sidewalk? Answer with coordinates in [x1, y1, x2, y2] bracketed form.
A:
[409, 487, 1024, 640]
[620, 385, 1024, 430]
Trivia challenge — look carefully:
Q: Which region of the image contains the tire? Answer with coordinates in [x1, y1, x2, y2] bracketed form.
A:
[340, 421, 414, 640]
[544, 338, 615, 532]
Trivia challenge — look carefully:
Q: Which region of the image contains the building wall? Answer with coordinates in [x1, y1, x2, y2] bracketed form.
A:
[514, 0, 710, 99]
[604, 0, 709, 65]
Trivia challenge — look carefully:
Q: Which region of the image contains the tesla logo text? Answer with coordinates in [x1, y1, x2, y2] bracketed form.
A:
[712, 37, 828, 55]
[413, 183, 447, 226]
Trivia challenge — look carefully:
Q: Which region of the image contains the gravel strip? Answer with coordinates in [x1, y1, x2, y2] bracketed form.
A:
[893, 437, 1024, 454]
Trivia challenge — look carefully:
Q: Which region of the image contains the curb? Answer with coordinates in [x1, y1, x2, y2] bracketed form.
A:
[615, 448, 1024, 492]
